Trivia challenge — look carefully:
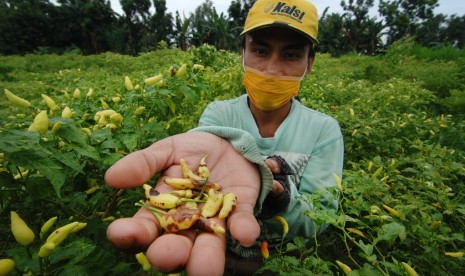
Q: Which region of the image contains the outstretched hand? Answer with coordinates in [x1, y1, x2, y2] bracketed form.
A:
[104, 132, 261, 275]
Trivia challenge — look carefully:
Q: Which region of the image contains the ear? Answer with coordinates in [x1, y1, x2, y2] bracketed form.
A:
[305, 56, 315, 75]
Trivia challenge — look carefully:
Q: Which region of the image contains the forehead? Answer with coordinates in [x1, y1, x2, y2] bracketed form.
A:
[245, 26, 311, 47]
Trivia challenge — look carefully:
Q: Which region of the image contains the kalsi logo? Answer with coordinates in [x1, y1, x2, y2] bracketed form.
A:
[266, 2, 306, 22]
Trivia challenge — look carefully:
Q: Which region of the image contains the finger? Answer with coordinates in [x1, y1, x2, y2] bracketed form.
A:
[227, 201, 260, 247]
[271, 180, 284, 196]
[106, 208, 160, 252]
[185, 232, 226, 276]
[146, 231, 196, 272]
[265, 158, 281, 174]
[104, 137, 175, 188]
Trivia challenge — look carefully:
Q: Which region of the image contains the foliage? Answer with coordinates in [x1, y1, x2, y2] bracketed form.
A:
[1, 0, 464, 57]
[1, 45, 465, 275]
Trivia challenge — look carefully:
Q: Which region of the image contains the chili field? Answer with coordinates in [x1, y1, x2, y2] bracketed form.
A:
[1, 42, 464, 275]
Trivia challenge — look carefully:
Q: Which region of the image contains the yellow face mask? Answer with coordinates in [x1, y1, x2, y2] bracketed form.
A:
[242, 60, 307, 111]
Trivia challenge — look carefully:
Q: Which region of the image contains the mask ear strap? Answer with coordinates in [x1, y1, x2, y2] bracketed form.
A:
[300, 63, 308, 80]
[242, 49, 246, 71]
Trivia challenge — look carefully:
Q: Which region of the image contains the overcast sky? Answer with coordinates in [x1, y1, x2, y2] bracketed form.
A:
[110, 0, 463, 17]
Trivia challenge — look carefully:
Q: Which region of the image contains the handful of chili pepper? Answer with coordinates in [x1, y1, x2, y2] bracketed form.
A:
[136, 155, 237, 234]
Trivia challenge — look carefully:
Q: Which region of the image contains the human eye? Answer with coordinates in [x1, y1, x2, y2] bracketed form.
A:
[252, 47, 268, 57]
[284, 50, 304, 60]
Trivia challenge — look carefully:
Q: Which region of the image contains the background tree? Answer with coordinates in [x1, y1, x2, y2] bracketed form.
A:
[173, 11, 192, 51]
[379, 0, 439, 45]
[318, 9, 347, 56]
[441, 14, 465, 48]
[190, 0, 216, 47]
[340, 0, 383, 55]
[227, 0, 254, 39]
[57, 0, 118, 54]
[120, 0, 151, 55]
[146, 0, 174, 50]
[0, 0, 56, 54]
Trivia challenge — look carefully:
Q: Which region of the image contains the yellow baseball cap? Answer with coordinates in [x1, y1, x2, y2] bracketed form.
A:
[241, 0, 319, 44]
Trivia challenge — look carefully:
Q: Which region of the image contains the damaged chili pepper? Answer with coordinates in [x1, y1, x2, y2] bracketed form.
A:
[201, 189, 224, 218]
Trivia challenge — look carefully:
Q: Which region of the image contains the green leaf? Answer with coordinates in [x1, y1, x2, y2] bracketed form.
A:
[374, 222, 406, 245]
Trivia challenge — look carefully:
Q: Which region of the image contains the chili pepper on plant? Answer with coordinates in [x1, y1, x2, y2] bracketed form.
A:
[401, 262, 419, 276]
[0, 259, 15, 275]
[10, 211, 35, 246]
[336, 260, 352, 275]
[261, 241, 269, 260]
[382, 204, 402, 218]
[41, 94, 59, 111]
[73, 88, 81, 99]
[444, 252, 464, 258]
[4, 89, 31, 108]
[28, 110, 49, 135]
[175, 63, 187, 77]
[135, 252, 151, 271]
[273, 215, 289, 237]
[144, 74, 163, 86]
[124, 76, 134, 91]
[40, 216, 58, 239]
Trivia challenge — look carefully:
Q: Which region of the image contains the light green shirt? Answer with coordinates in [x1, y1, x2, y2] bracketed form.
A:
[194, 94, 344, 257]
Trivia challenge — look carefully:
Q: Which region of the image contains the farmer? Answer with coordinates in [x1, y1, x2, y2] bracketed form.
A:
[105, 0, 344, 275]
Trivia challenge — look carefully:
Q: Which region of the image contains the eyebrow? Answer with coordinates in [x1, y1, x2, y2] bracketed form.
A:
[249, 37, 308, 51]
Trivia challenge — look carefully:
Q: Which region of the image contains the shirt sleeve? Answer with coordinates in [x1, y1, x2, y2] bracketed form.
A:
[263, 119, 344, 241]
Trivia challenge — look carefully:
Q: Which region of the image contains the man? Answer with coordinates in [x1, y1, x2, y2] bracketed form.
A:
[105, 0, 343, 275]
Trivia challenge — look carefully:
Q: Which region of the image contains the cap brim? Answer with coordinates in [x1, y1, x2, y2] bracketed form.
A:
[241, 22, 319, 45]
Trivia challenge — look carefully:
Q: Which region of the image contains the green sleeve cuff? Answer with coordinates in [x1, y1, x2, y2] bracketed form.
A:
[188, 126, 273, 215]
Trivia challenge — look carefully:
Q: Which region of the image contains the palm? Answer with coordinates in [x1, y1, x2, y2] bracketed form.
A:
[105, 132, 261, 274]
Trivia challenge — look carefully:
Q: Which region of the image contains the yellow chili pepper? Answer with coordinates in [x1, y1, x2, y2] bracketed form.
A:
[193, 64, 204, 71]
[28, 110, 49, 135]
[4, 89, 31, 108]
[401, 262, 419, 276]
[124, 76, 134, 91]
[86, 88, 93, 97]
[51, 121, 62, 133]
[134, 106, 145, 115]
[100, 98, 110, 109]
[82, 127, 92, 137]
[144, 74, 163, 86]
[218, 192, 237, 219]
[430, 221, 441, 231]
[201, 189, 224, 218]
[0, 259, 16, 275]
[135, 252, 151, 271]
[40, 216, 58, 239]
[41, 94, 59, 111]
[382, 204, 402, 218]
[62, 106, 74, 118]
[444, 252, 464, 258]
[273, 215, 289, 237]
[333, 172, 342, 192]
[73, 88, 81, 99]
[38, 242, 56, 257]
[10, 211, 35, 246]
[110, 113, 123, 126]
[347, 227, 365, 238]
[46, 221, 79, 246]
[175, 63, 187, 77]
[336, 260, 352, 275]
